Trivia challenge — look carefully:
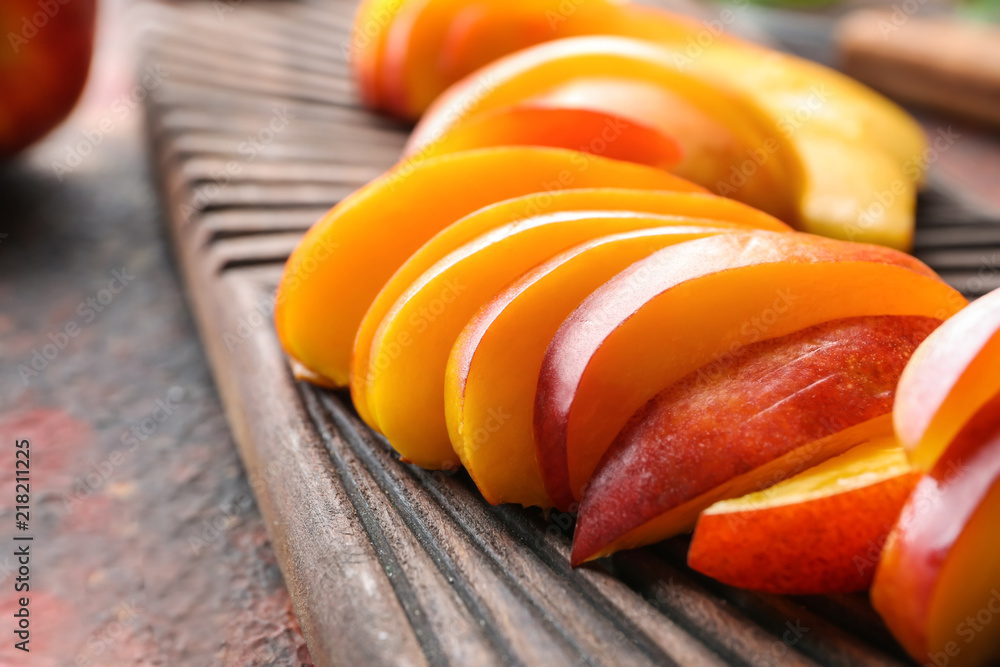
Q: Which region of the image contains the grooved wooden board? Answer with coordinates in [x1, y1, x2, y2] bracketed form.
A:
[140, 1, 1000, 665]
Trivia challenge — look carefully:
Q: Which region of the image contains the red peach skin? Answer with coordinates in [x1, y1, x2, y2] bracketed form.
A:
[894, 286, 1000, 470]
[571, 315, 940, 564]
[873, 392, 1000, 666]
[688, 435, 920, 594]
[534, 232, 963, 511]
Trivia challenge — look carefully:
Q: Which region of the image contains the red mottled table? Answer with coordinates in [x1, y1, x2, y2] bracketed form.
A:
[0, 1, 310, 664]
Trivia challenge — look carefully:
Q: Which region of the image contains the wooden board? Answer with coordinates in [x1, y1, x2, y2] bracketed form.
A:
[139, 1, 1000, 665]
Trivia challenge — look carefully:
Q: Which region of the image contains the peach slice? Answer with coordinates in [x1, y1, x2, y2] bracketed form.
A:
[571, 315, 939, 565]
[534, 232, 965, 511]
[688, 434, 920, 594]
[377, 0, 709, 118]
[351, 188, 788, 428]
[872, 392, 1000, 667]
[275, 146, 702, 387]
[411, 105, 683, 170]
[367, 219, 740, 469]
[407, 38, 803, 225]
[358, 0, 924, 171]
[445, 226, 775, 507]
[407, 36, 921, 249]
[348, 0, 407, 109]
[895, 287, 1000, 470]
[794, 132, 917, 251]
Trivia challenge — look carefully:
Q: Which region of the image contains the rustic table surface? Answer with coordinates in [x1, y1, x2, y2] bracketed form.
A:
[0, 1, 311, 664]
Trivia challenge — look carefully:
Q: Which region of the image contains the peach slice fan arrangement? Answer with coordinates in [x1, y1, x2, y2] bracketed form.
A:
[273, 1, 1000, 665]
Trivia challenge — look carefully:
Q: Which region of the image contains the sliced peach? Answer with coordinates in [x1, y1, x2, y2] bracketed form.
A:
[571, 315, 939, 564]
[378, 0, 710, 118]
[275, 146, 702, 387]
[411, 105, 683, 170]
[362, 0, 924, 171]
[351, 188, 787, 428]
[688, 434, 920, 594]
[367, 219, 740, 469]
[872, 392, 1000, 667]
[895, 287, 1000, 470]
[446, 226, 774, 507]
[349, 0, 409, 109]
[795, 132, 917, 251]
[409, 35, 921, 249]
[679, 38, 925, 170]
[408, 38, 803, 224]
[534, 232, 965, 511]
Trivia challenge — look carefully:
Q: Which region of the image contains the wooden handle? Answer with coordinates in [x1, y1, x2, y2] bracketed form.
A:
[837, 10, 1000, 128]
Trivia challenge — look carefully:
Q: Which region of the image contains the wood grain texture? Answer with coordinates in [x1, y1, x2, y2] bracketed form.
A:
[837, 11, 1000, 129]
[141, 1, 1000, 665]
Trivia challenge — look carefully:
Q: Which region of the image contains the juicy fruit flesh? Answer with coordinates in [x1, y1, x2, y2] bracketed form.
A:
[350, 187, 780, 427]
[383, 0, 629, 118]
[571, 315, 940, 564]
[447, 227, 741, 507]
[689, 434, 920, 594]
[929, 477, 1000, 666]
[703, 435, 911, 513]
[908, 333, 1000, 470]
[408, 38, 803, 223]
[895, 287, 1000, 470]
[413, 105, 684, 169]
[533, 231, 959, 510]
[874, 394, 1000, 666]
[371, 0, 923, 167]
[275, 146, 702, 387]
[367, 216, 737, 469]
[795, 133, 915, 250]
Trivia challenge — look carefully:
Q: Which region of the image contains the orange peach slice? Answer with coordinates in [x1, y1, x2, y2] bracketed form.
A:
[407, 38, 802, 224]
[275, 147, 702, 387]
[445, 226, 776, 507]
[351, 188, 787, 428]
[895, 287, 1000, 470]
[534, 232, 965, 511]
[872, 392, 1000, 667]
[358, 0, 924, 171]
[411, 105, 683, 170]
[348, 0, 407, 109]
[367, 219, 740, 469]
[377, 0, 709, 118]
[571, 315, 939, 564]
[688, 434, 920, 594]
